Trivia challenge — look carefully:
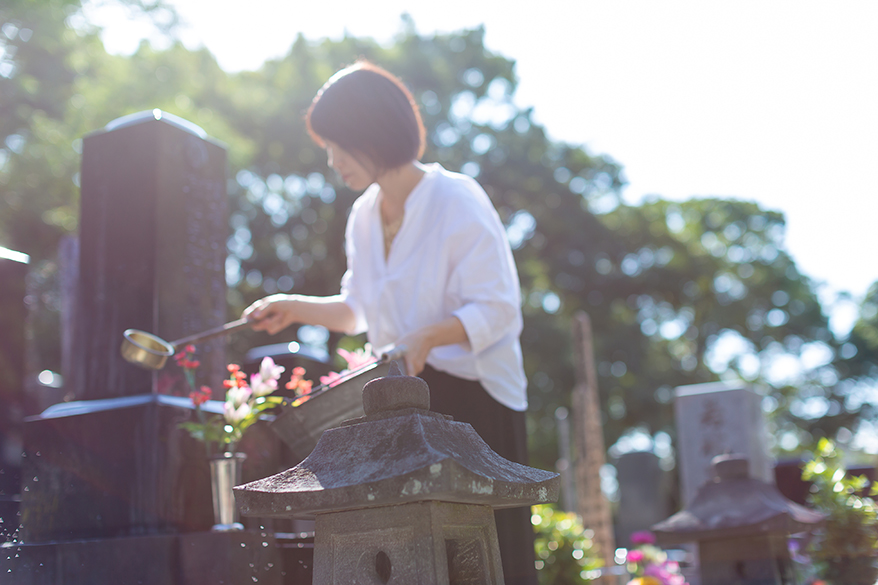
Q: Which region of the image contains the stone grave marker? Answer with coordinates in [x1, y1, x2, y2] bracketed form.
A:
[614, 450, 668, 547]
[4, 111, 281, 585]
[675, 381, 773, 506]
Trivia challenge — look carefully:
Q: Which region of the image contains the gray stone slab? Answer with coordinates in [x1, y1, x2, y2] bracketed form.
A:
[674, 382, 773, 506]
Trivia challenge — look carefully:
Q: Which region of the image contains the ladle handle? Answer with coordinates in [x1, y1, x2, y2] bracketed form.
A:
[170, 318, 252, 349]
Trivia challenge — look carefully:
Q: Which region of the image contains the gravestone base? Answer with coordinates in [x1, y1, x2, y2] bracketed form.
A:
[20, 397, 213, 542]
[20, 396, 288, 542]
[1, 531, 282, 585]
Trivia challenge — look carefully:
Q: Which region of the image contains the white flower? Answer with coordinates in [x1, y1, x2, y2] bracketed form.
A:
[259, 356, 285, 381]
[250, 357, 283, 397]
[249, 373, 277, 397]
[226, 385, 251, 408]
[224, 401, 252, 425]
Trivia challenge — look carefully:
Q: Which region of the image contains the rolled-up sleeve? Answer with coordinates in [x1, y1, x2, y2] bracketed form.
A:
[448, 210, 522, 355]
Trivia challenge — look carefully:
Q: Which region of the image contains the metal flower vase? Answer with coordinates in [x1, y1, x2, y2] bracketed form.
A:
[209, 451, 247, 531]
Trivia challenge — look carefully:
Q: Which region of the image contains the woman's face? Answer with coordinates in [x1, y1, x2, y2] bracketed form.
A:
[325, 141, 378, 191]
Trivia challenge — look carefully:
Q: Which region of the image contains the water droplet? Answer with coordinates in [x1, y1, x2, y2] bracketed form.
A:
[249, 563, 255, 568]
[251, 578, 258, 583]
[22, 487, 28, 492]
[261, 541, 268, 547]
[266, 563, 273, 569]
[32, 477, 38, 482]
[240, 543, 246, 548]
[35, 452, 40, 457]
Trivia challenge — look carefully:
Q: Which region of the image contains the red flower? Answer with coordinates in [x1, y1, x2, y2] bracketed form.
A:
[285, 366, 314, 396]
[189, 385, 212, 407]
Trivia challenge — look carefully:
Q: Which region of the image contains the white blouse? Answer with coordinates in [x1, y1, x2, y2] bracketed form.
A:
[338, 163, 528, 411]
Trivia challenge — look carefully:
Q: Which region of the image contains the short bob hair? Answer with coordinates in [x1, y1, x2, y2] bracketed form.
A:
[306, 60, 426, 172]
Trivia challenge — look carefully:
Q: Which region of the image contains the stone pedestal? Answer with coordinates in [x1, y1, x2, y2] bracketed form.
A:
[21, 396, 212, 541]
[1, 531, 282, 585]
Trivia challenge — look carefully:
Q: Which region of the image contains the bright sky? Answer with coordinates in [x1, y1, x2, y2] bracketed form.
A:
[87, 0, 878, 334]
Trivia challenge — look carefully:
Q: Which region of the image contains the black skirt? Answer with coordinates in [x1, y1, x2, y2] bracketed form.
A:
[418, 365, 538, 585]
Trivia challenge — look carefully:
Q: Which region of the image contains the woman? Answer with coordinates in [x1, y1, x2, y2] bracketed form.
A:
[244, 60, 535, 585]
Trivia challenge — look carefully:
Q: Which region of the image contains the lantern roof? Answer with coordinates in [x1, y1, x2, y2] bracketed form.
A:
[235, 363, 559, 517]
[652, 454, 824, 546]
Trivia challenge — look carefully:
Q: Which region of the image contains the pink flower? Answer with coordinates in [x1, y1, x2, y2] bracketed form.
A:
[320, 371, 344, 387]
[630, 531, 656, 545]
[627, 550, 645, 563]
[258, 356, 285, 382]
[337, 345, 376, 370]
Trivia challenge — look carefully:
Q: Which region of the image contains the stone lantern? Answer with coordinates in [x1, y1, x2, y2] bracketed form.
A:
[234, 363, 559, 584]
[651, 453, 824, 585]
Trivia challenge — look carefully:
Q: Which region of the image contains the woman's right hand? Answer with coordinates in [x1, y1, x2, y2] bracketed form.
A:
[243, 294, 299, 335]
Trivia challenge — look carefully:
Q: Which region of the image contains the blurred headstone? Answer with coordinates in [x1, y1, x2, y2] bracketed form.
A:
[615, 450, 668, 547]
[675, 381, 773, 506]
[555, 406, 576, 512]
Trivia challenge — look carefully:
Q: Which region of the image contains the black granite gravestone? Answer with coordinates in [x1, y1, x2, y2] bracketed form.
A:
[4, 111, 283, 585]
[0, 252, 28, 542]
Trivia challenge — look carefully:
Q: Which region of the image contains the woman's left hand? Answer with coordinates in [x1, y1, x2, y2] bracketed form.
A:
[395, 317, 468, 376]
[396, 330, 433, 376]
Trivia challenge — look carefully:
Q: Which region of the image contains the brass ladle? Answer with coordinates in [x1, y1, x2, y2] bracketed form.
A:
[121, 318, 252, 370]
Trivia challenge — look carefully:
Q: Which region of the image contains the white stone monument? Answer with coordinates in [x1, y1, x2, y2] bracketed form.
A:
[675, 381, 773, 506]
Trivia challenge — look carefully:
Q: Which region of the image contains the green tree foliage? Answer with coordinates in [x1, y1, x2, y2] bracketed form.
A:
[2, 2, 876, 469]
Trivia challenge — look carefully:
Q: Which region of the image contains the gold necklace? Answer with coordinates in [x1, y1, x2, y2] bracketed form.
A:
[382, 213, 404, 258]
